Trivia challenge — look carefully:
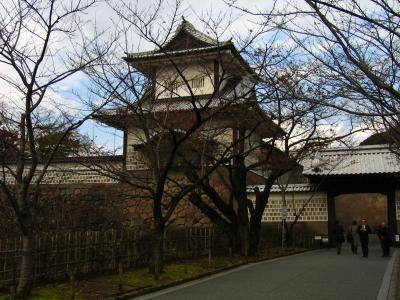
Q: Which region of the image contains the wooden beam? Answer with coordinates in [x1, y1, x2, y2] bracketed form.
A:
[387, 189, 397, 245]
[327, 191, 336, 248]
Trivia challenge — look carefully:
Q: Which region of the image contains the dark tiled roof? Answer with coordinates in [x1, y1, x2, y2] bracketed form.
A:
[125, 44, 233, 60]
[125, 19, 231, 59]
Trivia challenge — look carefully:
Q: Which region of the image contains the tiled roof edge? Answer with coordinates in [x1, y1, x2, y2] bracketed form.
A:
[247, 183, 316, 193]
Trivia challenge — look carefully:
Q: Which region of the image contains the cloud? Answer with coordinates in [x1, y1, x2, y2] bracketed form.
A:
[2, 0, 370, 152]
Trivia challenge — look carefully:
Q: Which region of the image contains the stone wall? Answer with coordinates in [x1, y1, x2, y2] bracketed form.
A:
[0, 178, 213, 237]
[261, 221, 329, 236]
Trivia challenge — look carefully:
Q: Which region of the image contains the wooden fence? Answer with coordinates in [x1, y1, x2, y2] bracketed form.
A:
[0, 227, 314, 288]
[0, 227, 222, 287]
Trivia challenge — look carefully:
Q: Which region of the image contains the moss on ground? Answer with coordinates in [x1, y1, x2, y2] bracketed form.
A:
[0, 264, 207, 300]
[0, 247, 306, 299]
[0, 283, 84, 300]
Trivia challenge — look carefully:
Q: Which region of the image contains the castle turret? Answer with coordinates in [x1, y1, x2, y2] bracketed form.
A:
[97, 20, 282, 172]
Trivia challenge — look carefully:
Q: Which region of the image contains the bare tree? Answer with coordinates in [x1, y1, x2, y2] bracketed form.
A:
[82, 0, 266, 278]
[184, 57, 359, 255]
[276, 161, 342, 247]
[250, 58, 361, 254]
[229, 0, 400, 152]
[0, 0, 112, 296]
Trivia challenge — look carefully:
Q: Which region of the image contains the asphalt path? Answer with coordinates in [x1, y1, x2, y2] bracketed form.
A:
[137, 238, 391, 300]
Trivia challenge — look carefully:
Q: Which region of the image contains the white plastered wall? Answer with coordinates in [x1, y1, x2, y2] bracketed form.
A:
[248, 191, 328, 222]
[155, 62, 215, 99]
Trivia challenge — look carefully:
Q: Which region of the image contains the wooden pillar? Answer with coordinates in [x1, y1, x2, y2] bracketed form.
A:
[327, 191, 336, 247]
[387, 189, 397, 245]
[122, 130, 128, 171]
[213, 60, 219, 92]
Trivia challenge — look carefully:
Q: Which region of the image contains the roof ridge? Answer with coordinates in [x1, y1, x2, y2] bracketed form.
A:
[172, 19, 227, 46]
[125, 19, 232, 59]
[321, 144, 391, 152]
[320, 149, 392, 156]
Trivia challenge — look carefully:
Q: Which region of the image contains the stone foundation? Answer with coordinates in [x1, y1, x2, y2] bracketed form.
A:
[0, 182, 212, 237]
[261, 221, 328, 236]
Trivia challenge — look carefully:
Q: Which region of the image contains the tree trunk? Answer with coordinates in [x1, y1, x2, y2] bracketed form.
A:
[16, 234, 33, 298]
[226, 227, 241, 255]
[236, 179, 249, 256]
[232, 126, 249, 256]
[236, 187, 249, 256]
[248, 218, 261, 256]
[150, 222, 164, 279]
[285, 222, 296, 247]
[237, 222, 248, 256]
[187, 192, 240, 255]
[248, 185, 274, 256]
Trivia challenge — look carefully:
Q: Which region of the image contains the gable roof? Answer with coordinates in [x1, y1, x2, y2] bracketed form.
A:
[163, 18, 229, 49]
[125, 19, 232, 60]
[123, 19, 256, 78]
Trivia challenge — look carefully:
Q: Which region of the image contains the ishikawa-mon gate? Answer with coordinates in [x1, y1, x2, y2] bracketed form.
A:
[305, 145, 400, 245]
[322, 175, 396, 244]
[252, 145, 400, 245]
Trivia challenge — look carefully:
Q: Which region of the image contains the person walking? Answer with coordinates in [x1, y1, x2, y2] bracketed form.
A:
[377, 222, 390, 257]
[333, 220, 345, 254]
[348, 220, 359, 254]
[357, 219, 372, 258]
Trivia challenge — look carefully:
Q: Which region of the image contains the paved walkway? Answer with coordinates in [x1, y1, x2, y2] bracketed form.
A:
[138, 239, 392, 300]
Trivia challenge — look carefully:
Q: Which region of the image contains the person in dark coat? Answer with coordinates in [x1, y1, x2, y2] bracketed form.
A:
[333, 221, 345, 254]
[377, 222, 390, 257]
[357, 218, 372, 258]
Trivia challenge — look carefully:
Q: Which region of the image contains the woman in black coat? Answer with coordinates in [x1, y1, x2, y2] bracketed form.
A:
[333, 221, 345, 254]
[377, 222, 390, 257]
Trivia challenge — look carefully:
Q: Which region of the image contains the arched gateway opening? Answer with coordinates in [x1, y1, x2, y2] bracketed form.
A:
[335, 193, 388, 230]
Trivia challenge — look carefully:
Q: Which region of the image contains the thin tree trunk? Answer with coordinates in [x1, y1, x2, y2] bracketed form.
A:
[236, 177, 249, 256]
[232, 126, 249, 256]
[285, 222, 296, 246]
[150, 221, 164, 279]
[236, 187, 249, 256]
[16, 233, 33, 298]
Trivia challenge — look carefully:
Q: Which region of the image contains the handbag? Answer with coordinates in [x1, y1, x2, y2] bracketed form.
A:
[346, 232, 353, 243]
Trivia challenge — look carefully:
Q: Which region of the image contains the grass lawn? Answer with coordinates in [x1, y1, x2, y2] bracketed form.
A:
[0, 247, 307, 299]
